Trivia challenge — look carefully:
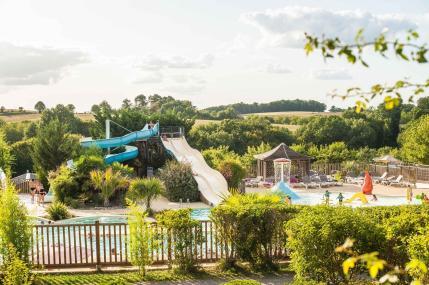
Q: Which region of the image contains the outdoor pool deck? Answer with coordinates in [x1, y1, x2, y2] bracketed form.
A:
[20, 183, 429, 219]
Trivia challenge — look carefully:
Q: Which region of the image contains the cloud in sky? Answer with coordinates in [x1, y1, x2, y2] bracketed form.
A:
[242, 6, 417, 48]
[134, 72, 164, 84]
[0, 42, 87, 86]
[266, 63, 291, 74]
[137, 54, 214, 70]
[311, 69, 352, 80]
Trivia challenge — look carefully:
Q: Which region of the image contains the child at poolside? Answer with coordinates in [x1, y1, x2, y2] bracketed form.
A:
[323, 190, 331, 205]
[406, 186, 413, 203]
[284, 195, 292, 205]
[336, 193, 344, 205]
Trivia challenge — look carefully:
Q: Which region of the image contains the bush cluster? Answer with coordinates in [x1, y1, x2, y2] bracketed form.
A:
[211, 194, 300, 269]
[156, 209, 201, 272]
[46, 201, 71, 221]
[286, 205, 429, 284]
[158, 161, 199, 202]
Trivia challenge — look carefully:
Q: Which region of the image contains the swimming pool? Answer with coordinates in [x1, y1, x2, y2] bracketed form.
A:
[57, 215, 127, 225]
[293, 191, 420, 207]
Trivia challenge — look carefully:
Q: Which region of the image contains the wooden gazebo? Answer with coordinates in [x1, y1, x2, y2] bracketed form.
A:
[254, 143, 311, 180]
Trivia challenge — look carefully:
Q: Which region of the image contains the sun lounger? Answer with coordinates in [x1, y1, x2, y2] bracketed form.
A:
[389, 175, 408, 187]
[318, 175, 336, 187]
[299, 176, 319, 189]
[373, 172, 388, 184]
[381, 176, 396, 185]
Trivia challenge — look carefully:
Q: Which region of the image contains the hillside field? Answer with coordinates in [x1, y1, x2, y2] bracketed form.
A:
[0, 112, 94, 122]
[243, 111, 341, 118]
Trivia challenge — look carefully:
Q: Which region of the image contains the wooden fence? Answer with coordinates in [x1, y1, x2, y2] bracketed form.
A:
[312, 163, 429, 183]
[30, 221, 287, 268]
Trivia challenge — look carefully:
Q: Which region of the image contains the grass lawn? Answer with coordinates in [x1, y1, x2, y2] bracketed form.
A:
[34, 266, 293, 285]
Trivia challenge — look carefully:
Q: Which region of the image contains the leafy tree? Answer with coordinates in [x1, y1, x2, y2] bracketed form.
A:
[0, 132, 13, 175]
[34, 101, 46, 113]
[24, 122, 38, 138]
[32, 120, 80, 183]
[308, 142, 351, 163]
[0, 122, 25, 144]
[399, 115, 429, 164]
[304, 29, 428, 110]
[189, 116, 294, 154]
[296, 116, 349, 146]
[127, 178, 165, 215]
[0, 183, 31, 262]
[241, 142, 272, 172]
[0, 106, 5, 113]
[202, 99, 326, 114]
[202, 146, 241, 169]
[90, 167, 128, 206]
[40, 104, 88, 136]
[122, 99, 132, 109]
[413, 97, 429, 120]
[134, 94, 147, 108]
[10, 139, 34, 175]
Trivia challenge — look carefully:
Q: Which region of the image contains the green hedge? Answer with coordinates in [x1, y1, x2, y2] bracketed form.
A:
[285, 205, 429, 284]
[211, 194, 301, 269]
[158, 160, 199, 202]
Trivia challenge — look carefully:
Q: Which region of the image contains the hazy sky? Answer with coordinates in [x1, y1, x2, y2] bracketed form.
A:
[0, 0, 428, 111]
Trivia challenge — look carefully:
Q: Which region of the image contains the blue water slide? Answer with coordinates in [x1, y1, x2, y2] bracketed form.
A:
[80, 123, 159, 164]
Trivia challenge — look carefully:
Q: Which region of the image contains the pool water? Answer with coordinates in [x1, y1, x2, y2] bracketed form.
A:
[292, 191, 420, 207]
[57, 215, 127, 224]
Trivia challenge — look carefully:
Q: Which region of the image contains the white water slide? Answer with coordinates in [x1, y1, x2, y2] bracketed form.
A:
[161, 137, 229, 206]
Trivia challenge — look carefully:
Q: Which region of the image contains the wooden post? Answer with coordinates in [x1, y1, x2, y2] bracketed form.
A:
[95, 221, 101, 270]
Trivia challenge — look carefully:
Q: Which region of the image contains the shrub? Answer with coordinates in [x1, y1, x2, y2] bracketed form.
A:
[380, 206, 429, 266]
[217, 160, 246, 188]
[2, 244, 32, 285]
[158, 161, 199, 202]
[46, 201, 71, 221]
[223, 280, 261, 285]
[49, 166, 80, 204]
[0, 183, 31, 262]
[156, 209, 201, 272]
[10, 139, 34, 176]
[127, 201, 153, 276]
[285, 206, 384, 284]
[211, 194, 300, 269]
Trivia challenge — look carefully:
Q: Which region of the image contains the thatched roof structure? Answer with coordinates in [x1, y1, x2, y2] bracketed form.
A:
[254, 143, 311, 161]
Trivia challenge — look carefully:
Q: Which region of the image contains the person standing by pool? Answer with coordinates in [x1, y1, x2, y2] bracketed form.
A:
[406, 186, 413, 204]
[337, 193, 344, 205]
[361, 171, 373, 195]
[323, 190, 331, 205]
[284, 195, 292, 205]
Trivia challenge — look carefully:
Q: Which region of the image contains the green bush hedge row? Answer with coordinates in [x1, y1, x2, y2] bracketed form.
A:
[211, 195, 429, 284]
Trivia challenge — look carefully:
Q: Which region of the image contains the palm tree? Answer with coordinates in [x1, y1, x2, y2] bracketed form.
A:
[90, 168, 128, 206]
[127, 178, 164, 215]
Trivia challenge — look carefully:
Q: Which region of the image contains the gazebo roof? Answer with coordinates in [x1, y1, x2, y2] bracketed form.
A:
[254, 143, 311, 161]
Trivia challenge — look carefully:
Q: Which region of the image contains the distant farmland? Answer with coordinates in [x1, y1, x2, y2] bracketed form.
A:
[0, 112, 94, 122]
[243, 111, 341, 118]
